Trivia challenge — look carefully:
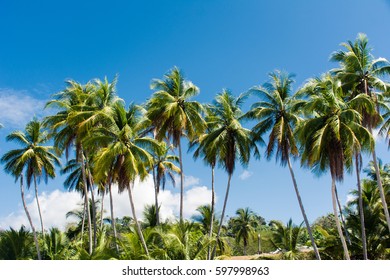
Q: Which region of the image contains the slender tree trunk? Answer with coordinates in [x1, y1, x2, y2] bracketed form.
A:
[152, 167, 160, 226]
[286, 156, 321, 260]
[80, 199, 86, 244]
[364, 80, 390, 233]
[100, 189, 105, 229]
[207, 165, 215, 260]
[217, 173, 232, 237]
[33, 175, 45, 235]
[20, 175, 41, 260]
[369, 136, 390, 234]
[108, 181, 119, 254]
[178, 138, 184, 223]
[243, 241, 247, 256]
[128, 181, 149, 257]
[334, 186, 351, 245]
[90, 186, 97, 248]
[211, 173, 232, 259]
[331, 175, 350, 260]
[79, 148, 93, 255]
[355, 154, 368, 259]
[85, 154, 97, 249]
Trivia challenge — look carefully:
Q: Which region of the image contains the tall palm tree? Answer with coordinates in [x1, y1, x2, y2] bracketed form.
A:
[92, 102, 158, 257]
[189, 104, 219, 259]
[150, 141, 180, 225]
[298, 74, 374, 260]
[231, 207, 258, 255]
[330, 33, 390, 233]
[245, 70, 321, 260]
[44, 80, 95, 254]
[1, 119, 60, 235]
[146, 67, 206, 222]
[201, 90, 258, 257]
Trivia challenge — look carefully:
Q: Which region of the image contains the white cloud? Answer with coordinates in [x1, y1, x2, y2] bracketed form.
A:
[239, 170, 253, 180]
[173, 174, 201, 188]
[0, 88, 46, 128]
[0, 175, 212, 231]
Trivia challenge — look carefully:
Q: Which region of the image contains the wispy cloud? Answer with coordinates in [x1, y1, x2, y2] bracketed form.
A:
[0, 175, 212, 231]
[0, 88, 47, 128]
[239, 170, 253, 180]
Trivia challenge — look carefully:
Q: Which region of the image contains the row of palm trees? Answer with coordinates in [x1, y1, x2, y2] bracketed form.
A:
[1, 33, 390, 260]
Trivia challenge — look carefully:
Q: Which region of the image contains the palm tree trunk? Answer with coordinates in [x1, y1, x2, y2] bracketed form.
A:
[286, 155, 321, 260]
[33, 175, 45, 235]
[128, 181, 149, 257]
[79, 148, 93, 255]
[80, 199, 86, 244]
[100, 189, 105, 229]
[364, 79, 390, 233]
[334, 186, 351, 245]
[178, 138, 184, 223]
[369, 137, 390, 234]
[152, 167, 160, 226]
[207, 165, 215, 260]
[20, 175, 41, 260]
[211, 173, 232, 259]
[108, 181, 119, 254]
[217, 173, 232, 237]
[331, 175, 350, 260]
[355, 154, 368, 259]
[85, 153, 97, 249]
[90, 186, 97, 248]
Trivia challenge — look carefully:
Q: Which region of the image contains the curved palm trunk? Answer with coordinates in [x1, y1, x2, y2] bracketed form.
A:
[217, 173, 232, 237]
[90, 186, 97, 248]
[79, 148, 93, 255]
[178, 138, 184, 223]
[334, 186, 351, 245]
[20, 175, 41, 260]
[152, 167, 160, 226]
[85, 155, 97, 249]
[286, 156, 321, 260]
[100, 190, 105, 229]
[80, 199, 86, 244]
[33, 175, 45, 235]
[207, 165, 215, 260]
[370, 141, 390, 233]
[128, 181, 149, 257]
[355, 154, 368, 259]
[108, 181, 119, 254]
[331, 175, 350, 260]
[211, 173, 232, 259]
[364, 79, 390, 233]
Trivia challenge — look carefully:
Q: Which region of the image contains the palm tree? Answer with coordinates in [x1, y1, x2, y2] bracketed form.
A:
[345, 178, 389, 259]
[231, 208, 258, 255]
[270, 219, 304, 260]
[0, 226, 35, 260]
[1, 119, 60, 236]
[190, 104, 219, 259]
[245, 70, 321, 260]
[92, 102, 158, 257]
[150, 141, 180, 225]
[146, 67, 206, 222]
[44, 80, 95, 254]
[298, 74, 374, 260]
[330, 33, 390, 233]
[201, 90, 257, 258]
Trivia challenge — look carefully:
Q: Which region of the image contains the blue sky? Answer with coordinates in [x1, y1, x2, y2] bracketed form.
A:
[1, 0, 390, 229]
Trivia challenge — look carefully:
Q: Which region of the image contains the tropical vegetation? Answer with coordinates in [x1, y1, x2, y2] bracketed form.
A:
[1, 33, 390, 260]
